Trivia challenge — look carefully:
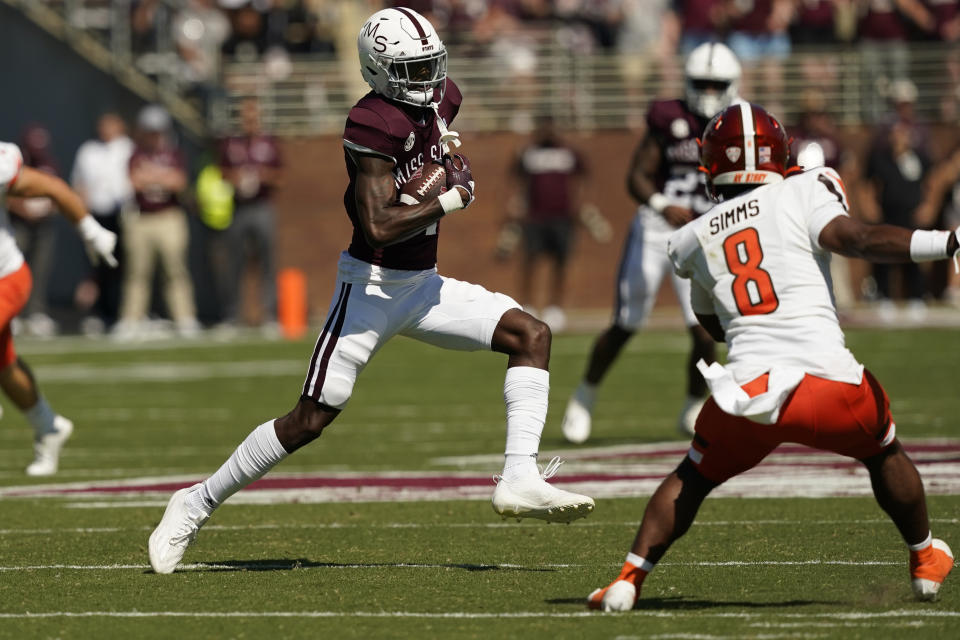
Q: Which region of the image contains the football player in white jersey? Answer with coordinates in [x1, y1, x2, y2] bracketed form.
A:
[0, 141, 117, 475]
[561, 43, 740, 443]
[587, 103, 956, 611]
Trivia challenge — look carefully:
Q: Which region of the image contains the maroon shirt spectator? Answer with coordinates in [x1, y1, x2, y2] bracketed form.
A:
[674, 0, 727, 35]
[515, 141, 585, 223]
[129, 147, 186, 213]
[218, 134, 282, 204]
[859, 0, 935, 40]
[924, 0, 960, 40]
[791, 0, 837, 44]
[729, 0, 775, 34]
[342, 80, 462, 271]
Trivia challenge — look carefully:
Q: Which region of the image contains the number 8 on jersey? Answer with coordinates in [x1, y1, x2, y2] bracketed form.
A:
[722, 227, 779, 315]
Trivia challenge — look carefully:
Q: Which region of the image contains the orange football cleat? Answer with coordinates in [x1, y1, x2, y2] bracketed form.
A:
[910, 538, 954, 601]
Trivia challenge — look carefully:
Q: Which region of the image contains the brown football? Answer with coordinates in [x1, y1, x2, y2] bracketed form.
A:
[398, 162, 446, 205]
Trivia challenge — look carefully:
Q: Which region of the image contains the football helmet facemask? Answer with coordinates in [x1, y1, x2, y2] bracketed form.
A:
[358, 8, 447, 107]
[699, 103, 791, 202]
[685, 42, 742, 119]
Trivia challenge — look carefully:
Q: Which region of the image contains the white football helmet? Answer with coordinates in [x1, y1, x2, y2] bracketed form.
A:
[684, 42, 741, 119]
[358, 8, 447, 107]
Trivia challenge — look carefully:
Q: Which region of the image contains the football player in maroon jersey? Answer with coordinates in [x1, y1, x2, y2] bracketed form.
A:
[562, 43, 740, 444]
[149, 7, 595, 575]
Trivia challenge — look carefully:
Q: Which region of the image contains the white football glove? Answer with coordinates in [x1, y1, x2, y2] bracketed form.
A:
[77, 215, 118, 268]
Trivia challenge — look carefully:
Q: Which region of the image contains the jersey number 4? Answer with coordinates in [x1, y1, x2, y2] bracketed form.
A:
[723, 227, 779, 315]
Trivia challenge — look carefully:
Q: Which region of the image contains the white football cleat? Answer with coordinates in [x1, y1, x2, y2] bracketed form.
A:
[492, 457, 594, 523]
[149, 484, 210, 574]
[561, 384, 596, 444]
[587, 579, 637, 611]
[676, 395, 706, 437]
[911, 538, 954, 601]
[25, 415, 73, 476]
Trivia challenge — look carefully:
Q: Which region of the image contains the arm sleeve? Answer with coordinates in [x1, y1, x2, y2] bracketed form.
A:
[343, 107, 399, 164]
[690, 279, 714, 315]
[806, 168, 850, 249]
[0, 142, 24, 191]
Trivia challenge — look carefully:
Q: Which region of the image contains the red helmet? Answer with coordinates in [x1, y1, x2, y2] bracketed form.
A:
[699, 103, 792, 201]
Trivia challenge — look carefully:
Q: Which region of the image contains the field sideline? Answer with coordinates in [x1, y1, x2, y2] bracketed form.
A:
[0, 328, 957, 639]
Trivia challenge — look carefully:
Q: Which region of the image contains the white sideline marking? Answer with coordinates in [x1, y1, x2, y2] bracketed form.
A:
[0, 609, 957, 620]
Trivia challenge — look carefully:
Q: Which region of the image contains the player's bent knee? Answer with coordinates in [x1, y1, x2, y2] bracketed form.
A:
[522, 317, 551, 356]
[318, 373, 355, 410]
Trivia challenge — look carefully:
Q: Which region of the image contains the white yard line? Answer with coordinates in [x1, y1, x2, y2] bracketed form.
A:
[2, 518, 956, 535]
[0, 609, 956, 620]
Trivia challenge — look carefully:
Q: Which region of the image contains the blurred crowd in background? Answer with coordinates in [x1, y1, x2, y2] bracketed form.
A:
[7, 99, 282, 340]
[7, 0, 960, 339]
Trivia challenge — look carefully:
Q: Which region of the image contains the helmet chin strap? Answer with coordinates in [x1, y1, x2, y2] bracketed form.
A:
[431, 102, 461, 155]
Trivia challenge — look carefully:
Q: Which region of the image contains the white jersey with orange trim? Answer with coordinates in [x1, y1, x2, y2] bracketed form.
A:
[0, 142, 26, 278]
[668, 167, 863, 387]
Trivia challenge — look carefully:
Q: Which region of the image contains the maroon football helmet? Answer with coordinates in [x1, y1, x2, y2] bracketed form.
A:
[699, 103, 793, 201]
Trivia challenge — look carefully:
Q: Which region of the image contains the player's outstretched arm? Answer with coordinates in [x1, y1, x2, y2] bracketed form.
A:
[819, 214, 959, 264]
[354, 154, 466, 248]
[9, 166, 118, 267]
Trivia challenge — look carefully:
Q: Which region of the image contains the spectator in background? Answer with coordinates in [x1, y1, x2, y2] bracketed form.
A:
[914, 139, 960, 306]
[4, 125, 60, 338]
[497, 116, 590, 333]
[71, 113, 135, 334]
[614, 0, 678, 112]
[671, 0, 727, 54]
[790, 91, 857, 309]
[116, 105, 199, 339]
[216, 97, 282, 333]
[174, 0, 231, 124]
[864, 82, 932, 320]
[858, 0, 935, 121]
[723, 0, 794, 114]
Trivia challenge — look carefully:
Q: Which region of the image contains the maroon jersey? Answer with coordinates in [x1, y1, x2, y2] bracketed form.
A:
[515, 143, 584, 222]
[129, 147, 186, 212]
[342, 79, 462, 270]
[646, 99, 712, 216]
[218, 134, 282, 204]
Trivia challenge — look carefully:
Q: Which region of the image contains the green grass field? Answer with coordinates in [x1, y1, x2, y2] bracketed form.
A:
[0, 328, 958, 639]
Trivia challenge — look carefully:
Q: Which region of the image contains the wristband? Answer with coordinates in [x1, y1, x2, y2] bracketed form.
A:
[77, 214, 103, 241]
[909, 229, 951, 262]
[648, 192, 669, 214]
[438, 189, 464, 214]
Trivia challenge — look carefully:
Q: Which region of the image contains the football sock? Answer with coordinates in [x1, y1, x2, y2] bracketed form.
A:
[502, 366, 549, 481]
[620, 552, 655, 587]
[193, 420, 288, 512]
[575, 381, 598, 409]
[908, 532, 933, 552]
[24, 396, 57, 436]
